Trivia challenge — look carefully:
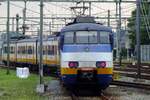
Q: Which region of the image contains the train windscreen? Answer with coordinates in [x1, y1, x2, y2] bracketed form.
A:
[63, 31, 111, 44]
[64, 32, 74, 44]
[76, 31, 97, 44]
[99, 31, 110, 44]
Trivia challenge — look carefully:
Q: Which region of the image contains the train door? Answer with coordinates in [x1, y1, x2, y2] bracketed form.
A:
[10, 43, 16, 64]
[16, 42, 21, 65]
[26, 42, 34, 65]
[17, 42, 26, 65]
[22, 42, 27, 65]
[43, 40, 47, 65]
[2, 44, 7, 64]
[47, 40, 56, 66]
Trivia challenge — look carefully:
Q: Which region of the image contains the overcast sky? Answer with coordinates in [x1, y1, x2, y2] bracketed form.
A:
[0, 1, 136, 35]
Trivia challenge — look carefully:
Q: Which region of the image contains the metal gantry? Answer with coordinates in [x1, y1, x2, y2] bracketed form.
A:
[22, 0, 27, 35]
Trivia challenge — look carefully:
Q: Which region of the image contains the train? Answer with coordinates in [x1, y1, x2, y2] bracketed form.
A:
[2, 36, 59, 74]
[2, 16, 114, 90]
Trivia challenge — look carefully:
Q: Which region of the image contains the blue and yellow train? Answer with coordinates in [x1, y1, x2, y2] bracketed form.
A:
[2, 16, 114, 89]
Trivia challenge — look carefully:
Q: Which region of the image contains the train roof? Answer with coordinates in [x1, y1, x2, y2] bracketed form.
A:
[18, 38, 37, 42]
[61, 23, 112, 33]
[17, 36, 57, 43]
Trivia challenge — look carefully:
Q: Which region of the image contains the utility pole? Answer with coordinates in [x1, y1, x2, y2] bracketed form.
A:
[39, 0, 44, 85]
[6, 0, 10, 75]
[148, 0, 150, 26]
[119, 0, 122, 66]
[12, 18, 14, 32]
[83, 2, 85, 15]
[22, 0, 27, 35]
[89, 2, 91, 16]
[124, 19, 129, 61]
[136, 0, 141, 78]
[115, 0, 119, 61]
[16, 14, 19, 34]
[49, 22, 51, 35]
[108, 10, 110, 27]
[36, 0, 44, 94]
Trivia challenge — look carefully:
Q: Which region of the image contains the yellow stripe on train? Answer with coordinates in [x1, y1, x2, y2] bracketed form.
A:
[17, 58, 58, 65]
[61, 68, 113, 75]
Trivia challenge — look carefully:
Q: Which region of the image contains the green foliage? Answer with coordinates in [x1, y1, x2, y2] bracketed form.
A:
[127, 0, 150, 48]
[0, 68, 52, 100]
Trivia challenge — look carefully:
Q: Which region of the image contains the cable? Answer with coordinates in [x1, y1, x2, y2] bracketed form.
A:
[141, 0, 150, 39]
[10, 2, 41, 15]
[92, 4, 135, 16]
[45, 2, 71, 12]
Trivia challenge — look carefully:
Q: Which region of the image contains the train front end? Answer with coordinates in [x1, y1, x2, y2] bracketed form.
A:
[60, 17, 113, 89]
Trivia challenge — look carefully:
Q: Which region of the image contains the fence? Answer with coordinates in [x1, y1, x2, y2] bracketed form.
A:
[141, 45, 150, 62]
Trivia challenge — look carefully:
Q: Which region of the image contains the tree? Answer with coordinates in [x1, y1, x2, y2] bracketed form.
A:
[127, 0, 150, 49]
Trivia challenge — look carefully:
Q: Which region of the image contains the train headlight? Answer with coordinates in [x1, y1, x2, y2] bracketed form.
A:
[68, 61, 79, 68]
[96, 61, 106, 68]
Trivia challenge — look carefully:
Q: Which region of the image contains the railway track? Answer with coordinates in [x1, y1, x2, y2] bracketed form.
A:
[67, 86, 114, 100]
[114, 62, 150, 67]
[114, 63, 150, 80]
[111, 80, 150, 90]
[114, 70, 150, 80]
[114, 67, 150, 74]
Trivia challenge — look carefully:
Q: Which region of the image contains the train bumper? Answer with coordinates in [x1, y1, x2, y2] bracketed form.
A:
[61, 67, 113, 89]
[61, 75, 77, 86]
[97, 74, 112, 89]
[61, 74, 112, 89]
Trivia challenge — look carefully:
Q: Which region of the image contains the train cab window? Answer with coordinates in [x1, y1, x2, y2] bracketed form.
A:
[47, 45, 54, 55]
[64, 32, 74, 44]
[88, 31, 97, 43]
[76, 31, 97, 44]
[100, 32, 110, 44]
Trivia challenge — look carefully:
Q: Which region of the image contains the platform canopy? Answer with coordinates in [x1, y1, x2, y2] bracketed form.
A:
[0, 0, 137, 3]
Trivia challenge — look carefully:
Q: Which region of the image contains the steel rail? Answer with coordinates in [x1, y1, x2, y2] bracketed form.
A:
[111, 80, 150, 90]
[114, 67, 150, 74]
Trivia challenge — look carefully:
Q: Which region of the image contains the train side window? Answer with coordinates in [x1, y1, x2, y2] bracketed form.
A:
[28, 46, 33, 54]
[33, 46, 34, 54]
[43, 46, 47, 55]
[22, 46, 26, 54]
[21, 46, 23, 54]
[17, 47, 20, 54]
[10, 46, 14, 54]
[64, 32, 74, 44]
[54, 45, 57, 55]
[47, 45, 54, 55]
[18, 46, 22, 54]
[4, 47, 8, 53]
[100, 32, 110, 44]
